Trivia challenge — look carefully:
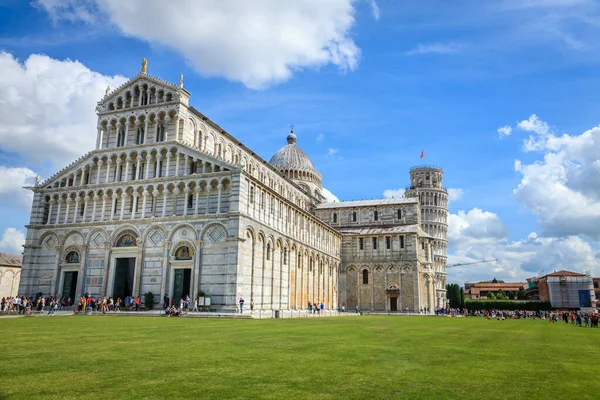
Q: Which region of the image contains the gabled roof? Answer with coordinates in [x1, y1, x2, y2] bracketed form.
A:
[34, 140, 235, 190]
[99, 72, 186, 105]
[0, 253, 22, 267]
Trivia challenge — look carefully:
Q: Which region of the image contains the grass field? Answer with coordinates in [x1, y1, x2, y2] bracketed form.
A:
[1, 315, 599, 400]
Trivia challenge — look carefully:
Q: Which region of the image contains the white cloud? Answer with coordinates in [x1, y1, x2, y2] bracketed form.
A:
[322, 187, 340, 203]
[513, 122, 600, 238]
[0, 52, 125, 167]
[0, 228, 25, 254]
[0, 166, 37, 209]
[382, 188, 405, 199]
[367, 0, 380, 20]
[316, 133, 325, 143]
[327, 148, 340, 156]
[405, 42, 462, 55]
[447, 208, 600, 283]
[448, 208, 509, 247]
[37, 0, 361, 89]
[497, 125, 512, 138]
[447, 188, 464, 201]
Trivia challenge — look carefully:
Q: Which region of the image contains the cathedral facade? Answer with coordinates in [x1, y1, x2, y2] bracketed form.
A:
[19, 62, 447, 313]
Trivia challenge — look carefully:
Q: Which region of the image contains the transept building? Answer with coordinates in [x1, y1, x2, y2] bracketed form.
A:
[19, 61, 447, 313]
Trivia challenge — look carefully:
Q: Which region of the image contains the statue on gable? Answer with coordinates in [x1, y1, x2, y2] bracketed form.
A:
[141, 58, 148, 74]
[105, 86, 110, 96]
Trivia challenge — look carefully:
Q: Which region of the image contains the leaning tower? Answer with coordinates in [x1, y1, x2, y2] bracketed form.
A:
[405, 165, 448, 308]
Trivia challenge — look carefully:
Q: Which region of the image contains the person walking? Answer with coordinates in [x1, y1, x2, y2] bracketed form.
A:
[239, 297, 245, 313]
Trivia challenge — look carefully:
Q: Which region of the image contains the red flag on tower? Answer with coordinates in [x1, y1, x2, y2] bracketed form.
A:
[420, 149, 424, 159]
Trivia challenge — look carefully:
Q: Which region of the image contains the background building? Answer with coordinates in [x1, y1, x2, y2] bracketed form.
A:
[0, 253, 22, 298]
[464, 282, 526, 300]
[527, 270, 597, 310]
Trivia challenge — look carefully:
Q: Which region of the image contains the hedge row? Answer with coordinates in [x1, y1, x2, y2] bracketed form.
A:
[464, 300, 552, 311]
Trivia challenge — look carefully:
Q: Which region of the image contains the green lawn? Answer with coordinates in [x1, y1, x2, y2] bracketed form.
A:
[1, 315, 598, 399]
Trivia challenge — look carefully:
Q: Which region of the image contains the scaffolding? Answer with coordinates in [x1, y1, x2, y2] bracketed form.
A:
[546, 274, 596, 309]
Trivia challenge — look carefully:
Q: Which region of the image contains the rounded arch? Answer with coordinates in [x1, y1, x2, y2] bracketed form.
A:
[170, 240, 196, 259]
[167, 223, 198, 242]
[61, 230, 84, 247]
[200, 222, 229, 243]
[86, 228, 108, 249]
[62, 246, 81, 264]
[142, 224, 167, 243]
[111, 225, 141, 246]
[38, 231, 59, 249]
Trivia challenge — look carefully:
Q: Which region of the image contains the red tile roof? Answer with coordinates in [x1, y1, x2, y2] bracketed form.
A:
[543, 270, 586, 277]
[0, 253, 22, 267]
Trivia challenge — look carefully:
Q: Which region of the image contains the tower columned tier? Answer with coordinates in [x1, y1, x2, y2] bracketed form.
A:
[405, 165, 448, 308]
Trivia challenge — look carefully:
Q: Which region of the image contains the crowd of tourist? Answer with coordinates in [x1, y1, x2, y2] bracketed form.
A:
[547, 311, 599, 327]
[0, 295, 145, 315]
[1, 295, 73, 315]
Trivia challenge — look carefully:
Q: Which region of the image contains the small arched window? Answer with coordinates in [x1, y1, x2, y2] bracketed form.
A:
[352, 212, 357, 222]
[333, 213, 337, 223]
[266, 243, 271, 260]
[397, 209, 402, 219]
[362, 269, 369, 285]
[374, 210, 378, 221]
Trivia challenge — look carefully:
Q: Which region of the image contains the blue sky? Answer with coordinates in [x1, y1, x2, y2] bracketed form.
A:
[2, 0, 600, 283]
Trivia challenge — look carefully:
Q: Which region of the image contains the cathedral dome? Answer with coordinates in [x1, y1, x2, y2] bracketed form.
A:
[269, 131, 323, 200]
[269, 133, 317, 173]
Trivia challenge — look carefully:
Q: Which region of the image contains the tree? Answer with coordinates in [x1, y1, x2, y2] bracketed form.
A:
[459, 287, 465, 308]
[517, 286, 527, 300]
[487, 292, 496, 300]
[496, 289, 506, 300]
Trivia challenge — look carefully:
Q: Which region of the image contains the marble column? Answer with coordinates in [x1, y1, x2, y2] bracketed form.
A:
[82, 196, 90, 222]
[101, 242, 111, 298]
[100, 194, 108, 222]
[105, 161, 112, 184]
[119, 193, 127, 220]
[132, 241, 144, 297]
[55, 198, 63, 225]
[51, 245, 63, 296]
[183, 188, 190, 216]
[46, 200, 54, 225]
[124, 122, 129, 146]
[110, 195, 117, 220]
[63, 198, 72, 224]
[131, 193, 139, 220]
[172, 188, 179, 216]
[161, 190, 168, 218]
[159, 240, 171, 307]
[91, 195, 99, 222]
[145, 155, 152, 179]
[194, 187, 200, 214]
[155, 155, 161, 177]
[192, 240, 203, 301]
[216, 184, 222, 214]
[124, 158, 132, 182]
[75, 245, 88, 297]
[175, 152, 180, 176]
[141, 190, 148, 219]
[135, 160, 141, 180]
[96, 161, 102, 185]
